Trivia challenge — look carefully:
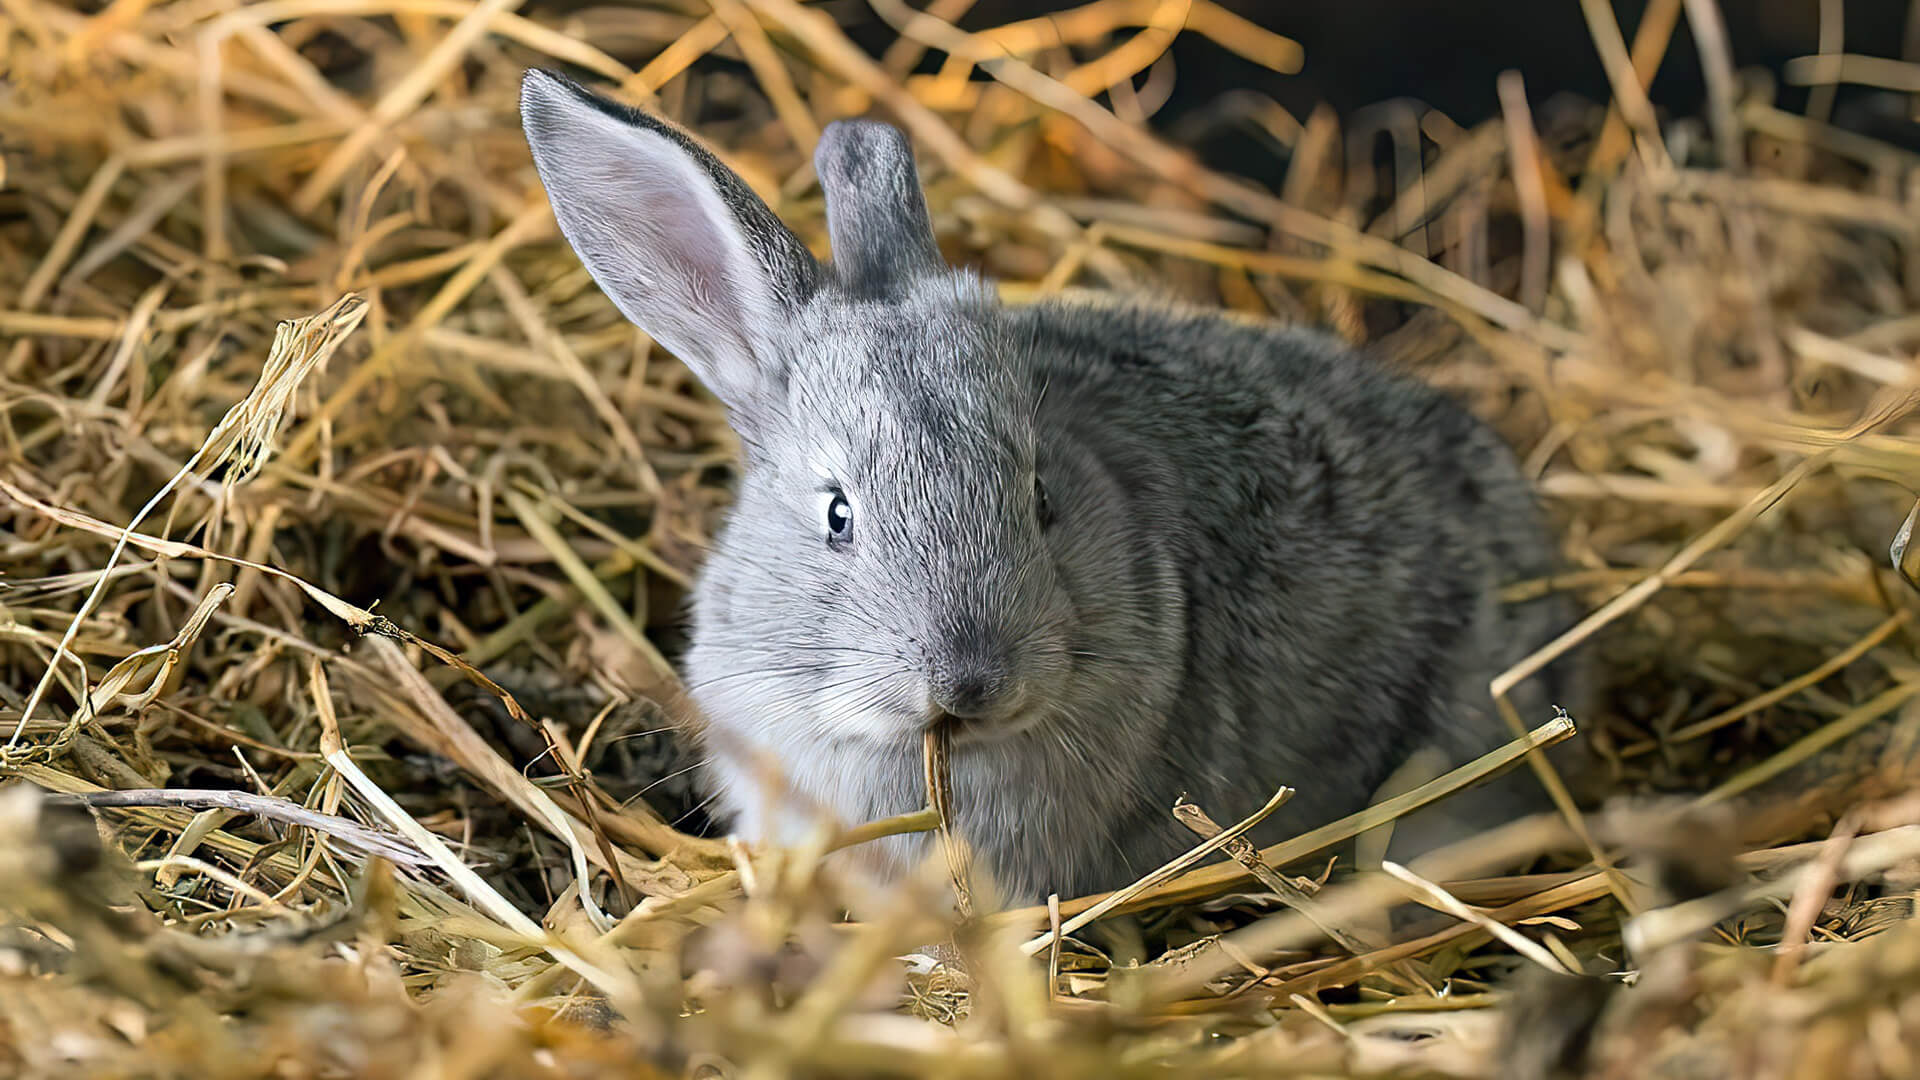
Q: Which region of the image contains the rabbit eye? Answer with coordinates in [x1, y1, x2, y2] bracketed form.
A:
[824, 491, 853, 541]
[1034, 476, 1054, 529]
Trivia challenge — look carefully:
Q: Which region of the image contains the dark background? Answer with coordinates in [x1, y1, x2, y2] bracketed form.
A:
[818, 0, 1920, 173]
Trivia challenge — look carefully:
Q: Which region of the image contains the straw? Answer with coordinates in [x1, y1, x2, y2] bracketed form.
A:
[3, 0, 1918, 1075]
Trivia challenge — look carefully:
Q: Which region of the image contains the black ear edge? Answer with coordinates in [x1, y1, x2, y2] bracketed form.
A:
[521, 68, 640, 130]
[520, 69, 750, 202]
[519, 68, 824, 307]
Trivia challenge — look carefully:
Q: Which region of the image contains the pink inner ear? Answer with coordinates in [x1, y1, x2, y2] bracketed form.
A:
[608, 157, 728, 300]
[568, 151, 759, 371]
[524, 79, 804, 413]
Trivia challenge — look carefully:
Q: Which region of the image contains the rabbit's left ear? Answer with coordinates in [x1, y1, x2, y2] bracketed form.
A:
[814, 120, 943, 299]
[520, 69, 818, 421]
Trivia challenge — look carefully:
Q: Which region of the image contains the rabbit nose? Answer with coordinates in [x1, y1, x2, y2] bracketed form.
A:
[931, 669, 1016, 719]
[929, 664, 1021, 714]
[928, 640, 1022, 720]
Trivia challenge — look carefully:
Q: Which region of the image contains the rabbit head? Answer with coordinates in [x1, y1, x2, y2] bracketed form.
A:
[520, 71, 1085, 753]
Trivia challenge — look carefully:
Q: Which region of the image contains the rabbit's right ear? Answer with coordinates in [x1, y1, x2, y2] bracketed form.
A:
[814, 120, 943, 299]
[520, 70, 818, 418]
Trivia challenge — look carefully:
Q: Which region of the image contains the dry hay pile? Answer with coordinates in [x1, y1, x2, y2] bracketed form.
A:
[3, 0, 1920, 1077]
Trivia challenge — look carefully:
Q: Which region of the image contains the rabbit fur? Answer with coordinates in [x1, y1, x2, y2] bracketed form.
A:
[519, 69, 1587, 905]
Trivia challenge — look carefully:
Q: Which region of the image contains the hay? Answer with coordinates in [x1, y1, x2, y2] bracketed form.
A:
[2, 0, 1918, 1076]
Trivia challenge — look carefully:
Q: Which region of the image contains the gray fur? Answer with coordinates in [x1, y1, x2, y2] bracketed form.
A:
[520, 70, 1587, 904]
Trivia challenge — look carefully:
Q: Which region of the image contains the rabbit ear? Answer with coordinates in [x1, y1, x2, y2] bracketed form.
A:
[814, 120, 943, 299]
[520, 70, 819, 417]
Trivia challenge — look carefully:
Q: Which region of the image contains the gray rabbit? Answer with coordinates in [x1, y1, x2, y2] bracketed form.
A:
[519, 70, 1586, 905]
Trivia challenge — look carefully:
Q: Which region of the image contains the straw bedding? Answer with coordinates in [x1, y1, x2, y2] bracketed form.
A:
[2, 1, 1919, 1076]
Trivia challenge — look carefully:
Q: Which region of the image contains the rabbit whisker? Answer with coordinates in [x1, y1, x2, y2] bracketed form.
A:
[671, 789, 724, 831]
[629, 759, 707, 803]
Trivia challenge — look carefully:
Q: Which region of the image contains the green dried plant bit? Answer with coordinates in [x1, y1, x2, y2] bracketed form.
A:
[1894, 498, 1919, 591]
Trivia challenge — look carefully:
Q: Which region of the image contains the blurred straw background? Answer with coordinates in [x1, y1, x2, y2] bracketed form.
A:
[4, 0, 1920, 1076]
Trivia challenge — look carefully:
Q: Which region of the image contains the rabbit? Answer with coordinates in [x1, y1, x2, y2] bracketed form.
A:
[518, 69, 1588, 906]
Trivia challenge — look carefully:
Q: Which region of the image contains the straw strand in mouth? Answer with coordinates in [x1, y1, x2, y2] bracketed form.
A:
[923, 721, 974, 920]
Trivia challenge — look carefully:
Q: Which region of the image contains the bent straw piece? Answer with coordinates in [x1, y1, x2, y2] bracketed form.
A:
[49, 788, 433, 867]
[1380, 860, 1573, 975]
[1053, 0, 1192, 100]
[14, 763, 335, 887]
[1019, 784, 1295, 957]
[999, 713, 1575, 932]
[1173, 798, 1380, 958]
[1269, 866, 1606, 1001]
[308, 659, 640, 1006]
[136, 855, 288, 912]
[1147, 814, 1579, 1003]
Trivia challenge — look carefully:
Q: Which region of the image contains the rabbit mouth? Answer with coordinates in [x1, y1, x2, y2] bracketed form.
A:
[923, 707, 1041, 744]
[925, 710, 974, 738]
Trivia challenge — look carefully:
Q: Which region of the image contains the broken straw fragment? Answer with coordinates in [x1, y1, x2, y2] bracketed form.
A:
[1894, 498, 1918, 591]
